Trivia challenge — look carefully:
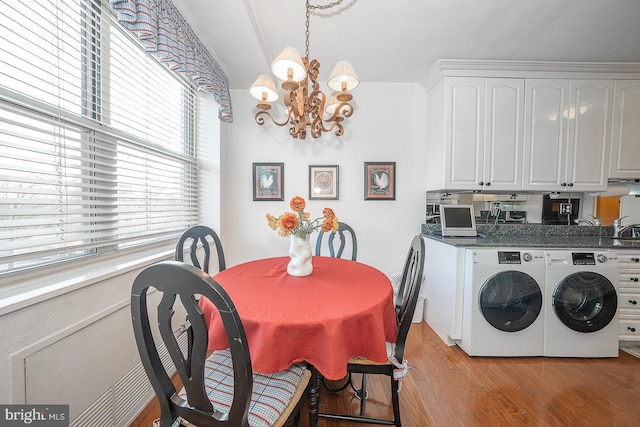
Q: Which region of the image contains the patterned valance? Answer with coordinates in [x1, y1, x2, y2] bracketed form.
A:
[110, 0, 233, 122]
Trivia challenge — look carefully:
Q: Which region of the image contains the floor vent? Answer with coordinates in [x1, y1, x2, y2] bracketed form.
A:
[70, 389, 113, 427]
[114, 363, 152, 425]
[70, 324, 189, 426]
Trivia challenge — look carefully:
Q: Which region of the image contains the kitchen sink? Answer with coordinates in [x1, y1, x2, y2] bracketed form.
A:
[600, 236, 640, 246]
[601, 236, 640, 241]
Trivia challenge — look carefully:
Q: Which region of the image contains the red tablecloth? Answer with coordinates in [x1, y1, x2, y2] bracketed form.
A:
[200, 256, 397, 380]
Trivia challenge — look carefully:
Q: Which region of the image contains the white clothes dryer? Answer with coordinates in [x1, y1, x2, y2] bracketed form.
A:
[544, 250, 619, 357]
[460, 249, 545, 356]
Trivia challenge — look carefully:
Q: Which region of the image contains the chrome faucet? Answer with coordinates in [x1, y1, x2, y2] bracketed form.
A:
[575, 218, 594, 226]
[613, 216, 640, 238]
[574, 216, 602, 226]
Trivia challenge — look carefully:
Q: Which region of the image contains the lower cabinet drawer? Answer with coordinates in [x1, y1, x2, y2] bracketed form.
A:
[619, 317, 640, 340]
[619, 292, 640, 313]
[620, 272, 640, 288]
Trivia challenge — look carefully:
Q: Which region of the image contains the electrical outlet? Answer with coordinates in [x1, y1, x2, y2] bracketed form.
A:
[490, 202, 501, 216]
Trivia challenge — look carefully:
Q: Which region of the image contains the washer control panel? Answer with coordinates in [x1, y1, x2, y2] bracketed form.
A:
[571, 252, 596, 265]
[498, 251, 523, 264]
[472, 249, 545, 266]
[571, 252, 614, 265]
[497, 251, 539, 264]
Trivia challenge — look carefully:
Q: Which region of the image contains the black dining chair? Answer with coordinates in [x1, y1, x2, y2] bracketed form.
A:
[315, 221, 357, 261]
[315, 221, 358, 392]
[131, 261, 311, 427]
[175, 225, 226, 274]
[319, 235, 425, 426]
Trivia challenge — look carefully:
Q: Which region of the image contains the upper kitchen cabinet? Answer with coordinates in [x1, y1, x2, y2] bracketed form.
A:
[609, 80, 640, 179]
[522, 79, 612, 192]
[425, 77, 524, 191]
[423, 60, 640, 193]
[485, 78, 525, 191]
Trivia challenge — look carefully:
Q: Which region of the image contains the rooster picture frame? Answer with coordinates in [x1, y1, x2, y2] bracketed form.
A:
[364, 161, 396, 200]
[253, 162, 284, 201]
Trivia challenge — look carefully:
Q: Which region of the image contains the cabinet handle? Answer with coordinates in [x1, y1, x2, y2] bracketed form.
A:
[632, 277, 639, 282]
[629, 327, 637, 333]
[630, 300, 638, 305]
[561, 183, 567, 187]
[568, 183, 574, 187]
[479, 181, 484, 186]
[633, 258, 640, 262]
[485, 182, 491, 186]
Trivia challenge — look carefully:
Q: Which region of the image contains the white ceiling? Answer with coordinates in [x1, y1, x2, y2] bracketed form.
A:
[171, 0, 640, 90]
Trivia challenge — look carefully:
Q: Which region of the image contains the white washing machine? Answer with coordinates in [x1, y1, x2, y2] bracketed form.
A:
[544, 250, 619, 357]
[460, 249, 546, 356]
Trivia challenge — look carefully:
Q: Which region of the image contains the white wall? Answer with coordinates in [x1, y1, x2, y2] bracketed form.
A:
[223, 82, 428, 275]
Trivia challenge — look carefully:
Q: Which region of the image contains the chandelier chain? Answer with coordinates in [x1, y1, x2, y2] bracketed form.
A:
[308, 0, 344, 10]
[304, 0, 344, 57]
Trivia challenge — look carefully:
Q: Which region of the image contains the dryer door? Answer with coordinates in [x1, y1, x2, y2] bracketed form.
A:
[552, 272, 617, 333]
[479, 271, 543, 332]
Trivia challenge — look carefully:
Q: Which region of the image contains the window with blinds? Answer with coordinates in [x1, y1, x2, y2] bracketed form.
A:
[0, 0, 199, 274]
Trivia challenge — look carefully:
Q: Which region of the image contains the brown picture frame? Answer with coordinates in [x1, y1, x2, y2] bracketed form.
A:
[253, 162, 284, 201]
[309, 165, 339, 200]
[364, 162, 396, 200]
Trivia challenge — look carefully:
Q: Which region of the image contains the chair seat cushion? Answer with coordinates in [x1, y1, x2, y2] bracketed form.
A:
[179, 349, 309, 427]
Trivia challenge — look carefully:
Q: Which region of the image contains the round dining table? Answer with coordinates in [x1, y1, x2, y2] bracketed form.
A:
[199, 256, 397, 381]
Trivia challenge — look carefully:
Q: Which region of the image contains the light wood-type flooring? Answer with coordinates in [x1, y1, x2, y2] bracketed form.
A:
[131, 322, 640, 426]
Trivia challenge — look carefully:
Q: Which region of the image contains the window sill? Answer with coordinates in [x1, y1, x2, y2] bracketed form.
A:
[0, 246, 174, 317]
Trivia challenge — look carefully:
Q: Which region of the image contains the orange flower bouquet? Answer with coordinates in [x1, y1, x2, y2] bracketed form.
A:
[266, 196, 339, 240]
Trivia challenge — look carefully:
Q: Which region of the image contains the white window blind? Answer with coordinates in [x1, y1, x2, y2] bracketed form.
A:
[0, 0, 199, 274]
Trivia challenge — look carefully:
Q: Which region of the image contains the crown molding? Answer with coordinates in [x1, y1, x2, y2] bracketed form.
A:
[423, 59, 640, 92]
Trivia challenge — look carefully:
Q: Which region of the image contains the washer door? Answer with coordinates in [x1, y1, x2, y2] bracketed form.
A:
[553, 272, 617, 333]
[479, 271, 543, 332]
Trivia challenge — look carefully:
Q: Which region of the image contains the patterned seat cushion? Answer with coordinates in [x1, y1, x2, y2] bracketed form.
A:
[178, 349, 308, 427]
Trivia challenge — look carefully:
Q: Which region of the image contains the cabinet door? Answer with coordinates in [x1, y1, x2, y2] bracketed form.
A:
[444, 78, 485, 190]
[609, 80, 640, 179]
[523, 79, 569, 190]
[483, 78, 524, 191]
[565, 80, 612, 191]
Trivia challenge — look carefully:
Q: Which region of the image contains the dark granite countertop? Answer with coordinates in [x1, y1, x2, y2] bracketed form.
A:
[421, 224, 640, 249]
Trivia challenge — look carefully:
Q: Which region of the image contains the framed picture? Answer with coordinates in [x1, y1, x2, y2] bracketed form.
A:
[364, 162, 396, 200]
[309, 165, 339, 200]
[253, 162, 284, 201]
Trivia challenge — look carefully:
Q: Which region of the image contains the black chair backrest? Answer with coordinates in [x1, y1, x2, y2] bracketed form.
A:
[393, 235, 425, 362]
[315, 222, 358, 261]
[131, 261, 252, 426]
[175, 225, 226, 274]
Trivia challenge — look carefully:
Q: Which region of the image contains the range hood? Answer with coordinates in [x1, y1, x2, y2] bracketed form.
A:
[591, 180, 640, 197]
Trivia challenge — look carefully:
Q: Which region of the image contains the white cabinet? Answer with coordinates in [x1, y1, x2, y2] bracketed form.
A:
[618, 251, 640, 342]
[483, 79, 525, 191]
[609, 80, 640, 179]
[423, 61, 640, 193]
[522, 79, 612, 192]
[440, 77, 483, 190]
[426, 77, 524, 191]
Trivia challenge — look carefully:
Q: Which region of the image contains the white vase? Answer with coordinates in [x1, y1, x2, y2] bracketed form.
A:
[287, 234, 313, 277]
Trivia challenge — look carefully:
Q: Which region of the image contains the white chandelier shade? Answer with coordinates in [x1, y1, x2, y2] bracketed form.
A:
[327, 60, 360, 92]
[271, 47, 307, 82]
[249, 74, 279, 102]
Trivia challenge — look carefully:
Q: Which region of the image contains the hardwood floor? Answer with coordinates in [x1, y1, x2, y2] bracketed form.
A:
[131, 322, 640, 426]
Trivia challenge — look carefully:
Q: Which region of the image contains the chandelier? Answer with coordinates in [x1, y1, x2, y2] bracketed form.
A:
[249, 0, 359, 139]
